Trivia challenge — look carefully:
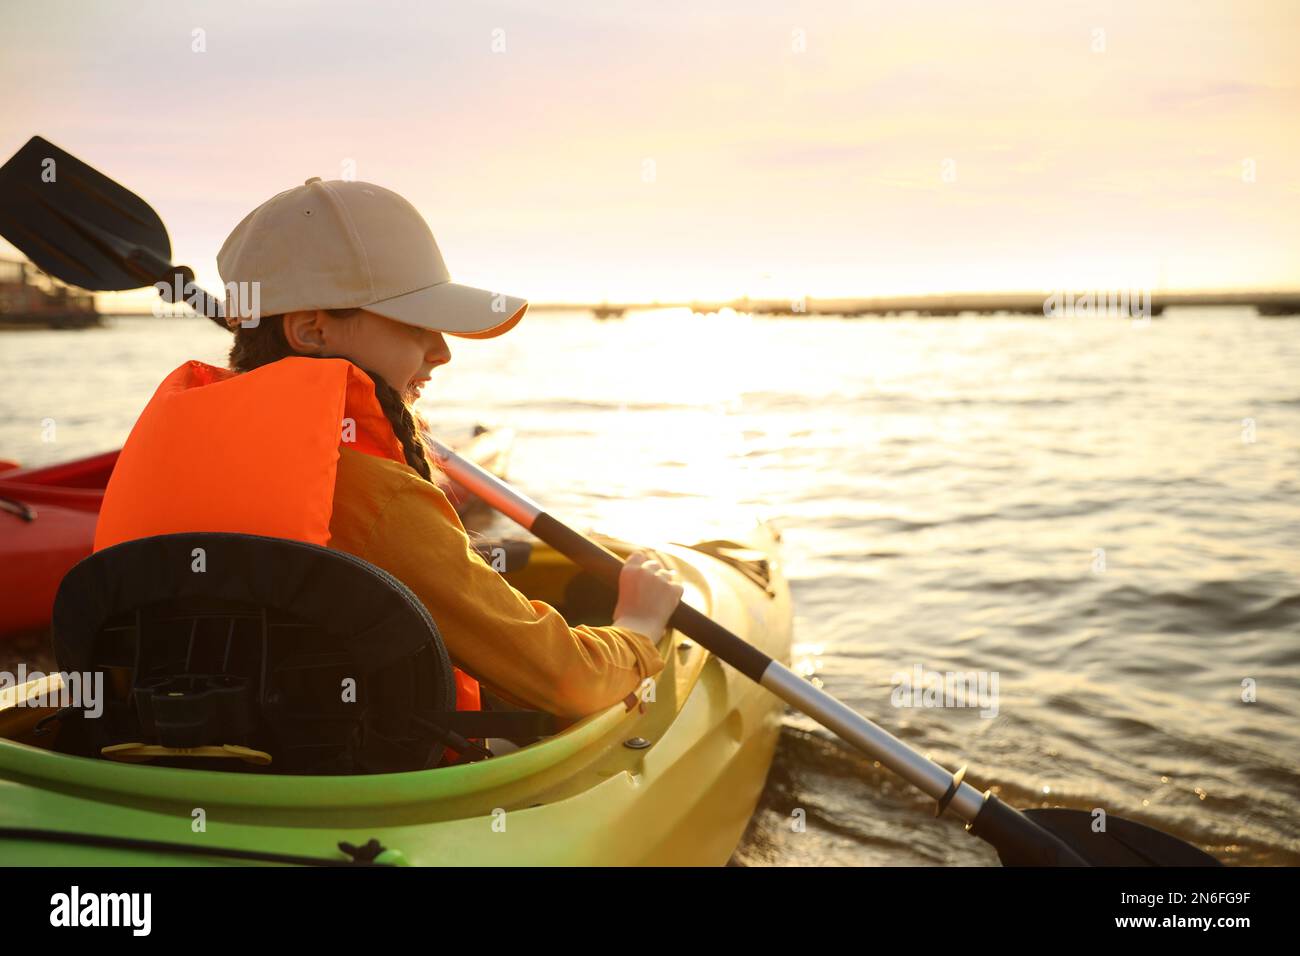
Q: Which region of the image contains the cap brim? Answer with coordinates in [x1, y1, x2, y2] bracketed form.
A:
[363, 281, 527, 339]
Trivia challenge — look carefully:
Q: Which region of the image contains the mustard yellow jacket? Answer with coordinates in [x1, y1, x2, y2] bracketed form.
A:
[327, 446, 665, 719]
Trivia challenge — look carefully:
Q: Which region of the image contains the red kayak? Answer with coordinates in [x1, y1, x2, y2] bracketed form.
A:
[0, 426, 514, 637]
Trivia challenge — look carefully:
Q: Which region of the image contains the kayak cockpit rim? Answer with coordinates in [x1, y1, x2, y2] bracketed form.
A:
[0, 540, 728, 816]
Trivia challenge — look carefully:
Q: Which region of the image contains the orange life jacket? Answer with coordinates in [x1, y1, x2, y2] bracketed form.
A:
[94, 356, 481, 714]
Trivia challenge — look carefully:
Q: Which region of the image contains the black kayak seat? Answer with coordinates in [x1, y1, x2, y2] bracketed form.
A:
[50, 532, 554, 774]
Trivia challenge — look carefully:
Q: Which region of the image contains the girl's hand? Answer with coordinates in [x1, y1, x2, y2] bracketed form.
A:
[613, 550, 685, 639]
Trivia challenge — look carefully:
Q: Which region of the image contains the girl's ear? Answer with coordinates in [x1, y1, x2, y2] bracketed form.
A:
[283, 310, 329, 353]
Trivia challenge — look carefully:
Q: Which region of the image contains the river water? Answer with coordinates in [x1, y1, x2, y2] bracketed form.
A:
[2, 309, 1297, 865]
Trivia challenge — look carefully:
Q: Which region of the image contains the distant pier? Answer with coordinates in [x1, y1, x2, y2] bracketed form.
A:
[527, 290, 1300, 319]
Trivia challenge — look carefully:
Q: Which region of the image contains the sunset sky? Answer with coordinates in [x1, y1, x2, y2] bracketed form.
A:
[2, 0, 1297, 310]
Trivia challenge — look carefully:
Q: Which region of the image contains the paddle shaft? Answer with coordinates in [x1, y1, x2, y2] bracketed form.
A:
[426, 439, 1087, 865]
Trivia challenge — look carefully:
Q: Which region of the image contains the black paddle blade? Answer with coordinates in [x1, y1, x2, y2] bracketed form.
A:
[1013, 808, 1222, 866]
[0, 135, 172, 291]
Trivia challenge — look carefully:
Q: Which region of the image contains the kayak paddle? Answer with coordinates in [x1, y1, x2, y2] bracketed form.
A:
[0, 133, 1221, 866]
[0, 136, 224, 326]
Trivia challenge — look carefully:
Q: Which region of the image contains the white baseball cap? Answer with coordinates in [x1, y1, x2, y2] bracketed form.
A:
[217, 177, 527, 338]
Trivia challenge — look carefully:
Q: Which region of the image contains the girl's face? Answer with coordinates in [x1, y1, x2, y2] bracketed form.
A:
[283, 309, 451, 401]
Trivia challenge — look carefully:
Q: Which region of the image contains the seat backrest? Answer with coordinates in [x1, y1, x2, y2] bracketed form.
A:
[51, 532, 457, 773]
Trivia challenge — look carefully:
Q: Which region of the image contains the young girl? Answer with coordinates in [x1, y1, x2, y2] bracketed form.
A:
[95, 177, 677, 720]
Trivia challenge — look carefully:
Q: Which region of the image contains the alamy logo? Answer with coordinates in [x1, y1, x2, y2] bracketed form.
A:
[890, 664, 999, 718]
[1042, 288, 1151, 321]
[0, 666, 103, 718]
[49, 886, 151, 936]
[151, 276, 261, 324]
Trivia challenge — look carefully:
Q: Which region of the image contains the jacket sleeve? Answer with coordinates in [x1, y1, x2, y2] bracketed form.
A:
[359, 472, 666, 719]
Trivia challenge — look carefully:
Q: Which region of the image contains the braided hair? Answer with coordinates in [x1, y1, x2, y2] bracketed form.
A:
[227, 308, 434, 482]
